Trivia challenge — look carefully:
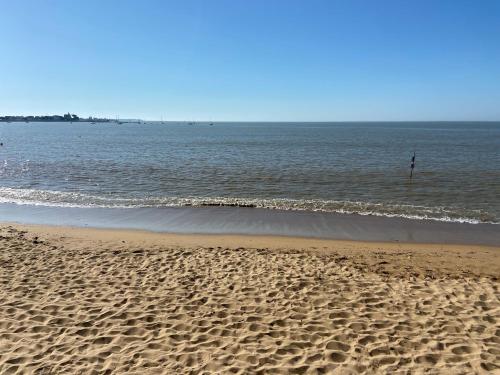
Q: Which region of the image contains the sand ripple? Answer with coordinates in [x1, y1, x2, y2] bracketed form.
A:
[0, 226, 499, 374]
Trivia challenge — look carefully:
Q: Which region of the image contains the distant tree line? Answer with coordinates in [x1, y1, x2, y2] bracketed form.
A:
[0, 113, 111, 122]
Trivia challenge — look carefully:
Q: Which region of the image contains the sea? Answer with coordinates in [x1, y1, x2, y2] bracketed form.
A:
[0, 121, 498, 225]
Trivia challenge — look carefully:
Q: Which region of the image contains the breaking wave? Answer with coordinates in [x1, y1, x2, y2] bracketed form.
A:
[0, 187, 496, 224]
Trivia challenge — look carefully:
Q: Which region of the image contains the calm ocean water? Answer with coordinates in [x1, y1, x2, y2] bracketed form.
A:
[0, 121, 498, 224]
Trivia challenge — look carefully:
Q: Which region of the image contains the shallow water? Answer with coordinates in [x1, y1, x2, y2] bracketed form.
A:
[0, 121, 498, 223]
[1, 204, 499, 245]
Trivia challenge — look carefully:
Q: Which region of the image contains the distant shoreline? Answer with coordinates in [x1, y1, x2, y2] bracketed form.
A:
[2, 119, 499, 124]
[0, 120, 113, 123]
[0, 114, 112, 123]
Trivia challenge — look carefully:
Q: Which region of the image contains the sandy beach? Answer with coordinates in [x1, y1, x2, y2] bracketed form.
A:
[0, 223, 499, 374]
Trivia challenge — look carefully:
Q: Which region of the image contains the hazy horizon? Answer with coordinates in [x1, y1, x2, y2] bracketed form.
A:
[2, 116, 500, 123]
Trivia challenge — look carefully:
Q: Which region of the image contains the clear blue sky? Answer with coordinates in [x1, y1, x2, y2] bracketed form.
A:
[1, 0, 500, 121]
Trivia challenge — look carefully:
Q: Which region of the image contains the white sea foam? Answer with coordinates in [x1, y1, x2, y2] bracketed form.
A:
[0, 187, 496, 224]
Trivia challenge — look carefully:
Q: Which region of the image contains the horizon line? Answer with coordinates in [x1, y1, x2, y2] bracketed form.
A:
[1, 115, 500, 123]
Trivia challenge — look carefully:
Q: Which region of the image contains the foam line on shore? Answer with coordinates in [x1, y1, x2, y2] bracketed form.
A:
[0, 187, 496, 224]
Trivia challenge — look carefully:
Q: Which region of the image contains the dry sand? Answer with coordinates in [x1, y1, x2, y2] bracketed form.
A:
[0, 224, 499, 374]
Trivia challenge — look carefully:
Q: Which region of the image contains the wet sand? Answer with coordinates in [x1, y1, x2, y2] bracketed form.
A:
[0, 223, 499, 374]
[0, 203, 499, 246]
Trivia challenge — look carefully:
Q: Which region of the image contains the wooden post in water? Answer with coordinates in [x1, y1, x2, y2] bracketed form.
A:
[410, 152, 416, 180]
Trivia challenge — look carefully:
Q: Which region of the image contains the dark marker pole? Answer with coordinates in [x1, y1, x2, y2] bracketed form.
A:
[410, 152, 416, 179]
